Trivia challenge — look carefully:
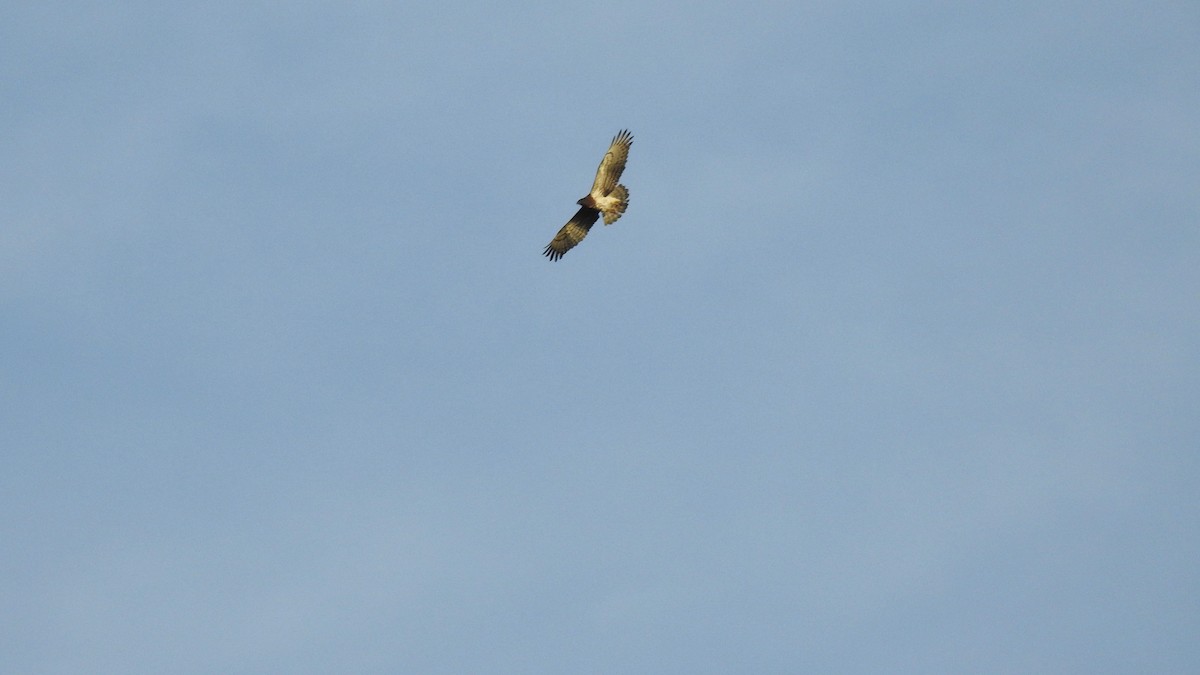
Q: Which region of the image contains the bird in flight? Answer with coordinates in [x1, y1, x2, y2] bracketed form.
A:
[543, 129, 633, 261]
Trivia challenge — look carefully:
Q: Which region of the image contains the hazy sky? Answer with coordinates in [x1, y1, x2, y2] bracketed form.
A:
[3, 2, 1197, 672]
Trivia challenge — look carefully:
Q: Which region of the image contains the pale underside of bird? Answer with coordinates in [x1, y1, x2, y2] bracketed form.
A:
[543, 129, 633, 261]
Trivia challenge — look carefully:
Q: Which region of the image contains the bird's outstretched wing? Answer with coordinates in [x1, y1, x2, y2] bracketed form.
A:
[543, 207, 601, 261]
[588, 129, 633, 198]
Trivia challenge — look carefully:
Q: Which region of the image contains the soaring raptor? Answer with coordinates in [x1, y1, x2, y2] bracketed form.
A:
[543, 129, 633, 261]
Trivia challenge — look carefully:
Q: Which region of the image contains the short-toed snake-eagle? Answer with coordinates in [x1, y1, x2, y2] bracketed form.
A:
[543, 130, 633, 261]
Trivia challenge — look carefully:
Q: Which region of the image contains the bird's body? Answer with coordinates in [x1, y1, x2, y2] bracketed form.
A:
[544, 130, 633, 261]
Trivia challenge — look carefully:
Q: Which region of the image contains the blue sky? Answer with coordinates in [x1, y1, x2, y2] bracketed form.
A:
[2, 1, 1197, 672]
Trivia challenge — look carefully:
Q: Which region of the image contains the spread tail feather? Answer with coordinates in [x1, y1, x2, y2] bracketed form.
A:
[603, 184, 629, 225]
